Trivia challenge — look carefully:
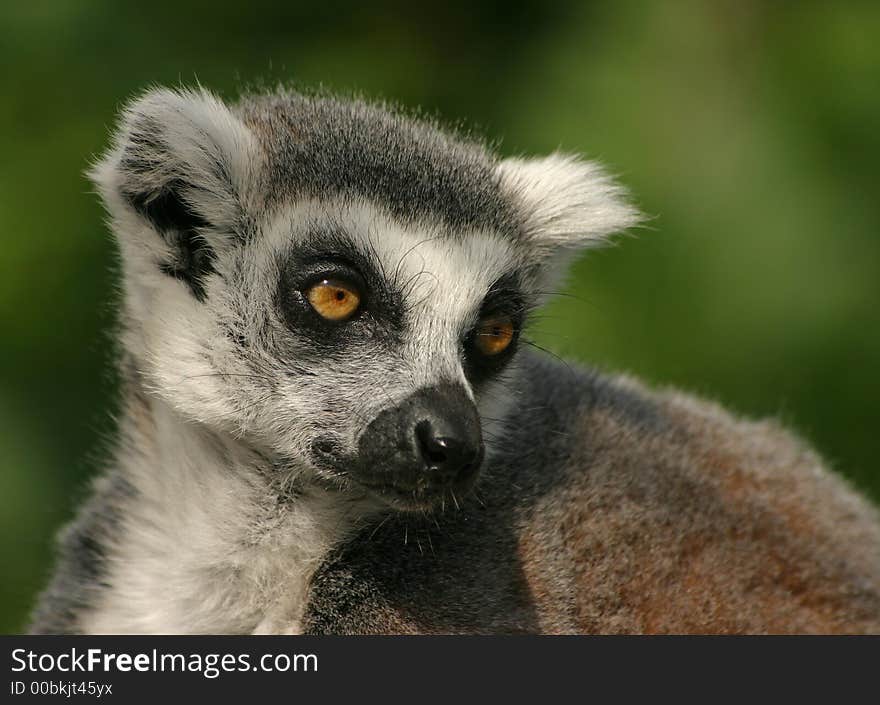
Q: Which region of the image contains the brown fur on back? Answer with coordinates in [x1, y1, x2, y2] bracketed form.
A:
[518, 384, 880, 633]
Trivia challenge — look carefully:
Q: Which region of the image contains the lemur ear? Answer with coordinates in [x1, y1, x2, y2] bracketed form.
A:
[497, 153, 641, 260]
[89, 87, 259, 301]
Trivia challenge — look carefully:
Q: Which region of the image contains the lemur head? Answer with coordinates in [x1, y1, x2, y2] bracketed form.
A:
[90, 87, 638, 511]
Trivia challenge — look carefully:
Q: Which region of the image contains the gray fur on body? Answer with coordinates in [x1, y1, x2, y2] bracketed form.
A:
[29, 87, 880, 634]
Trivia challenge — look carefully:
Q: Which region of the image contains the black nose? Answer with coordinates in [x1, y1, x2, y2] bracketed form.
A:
[415, 419, 482, 482]
[356, 382, 484, 501]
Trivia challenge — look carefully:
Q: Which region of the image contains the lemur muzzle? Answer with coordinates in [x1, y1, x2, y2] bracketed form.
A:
[356, 382, 484, 505]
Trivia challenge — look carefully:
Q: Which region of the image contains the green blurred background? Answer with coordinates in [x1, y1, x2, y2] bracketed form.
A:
[2, 1, 879, 633]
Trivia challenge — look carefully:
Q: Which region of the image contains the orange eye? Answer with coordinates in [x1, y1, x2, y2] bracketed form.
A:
[305, 280, 361, 321]
[475, 316, 515, 356]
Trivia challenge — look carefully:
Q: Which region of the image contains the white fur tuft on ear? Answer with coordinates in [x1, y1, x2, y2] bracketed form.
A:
[88, 87, 263, 303]
[497, 153, 641, 255]
[88, 86, 260, 235]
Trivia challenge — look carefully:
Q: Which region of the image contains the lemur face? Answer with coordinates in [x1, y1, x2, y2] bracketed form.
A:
[90, 88, 637, 511]
[254, 199, 526, 509]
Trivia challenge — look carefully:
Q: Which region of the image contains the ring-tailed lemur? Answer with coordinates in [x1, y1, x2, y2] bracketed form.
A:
[30, 87, 880, 634]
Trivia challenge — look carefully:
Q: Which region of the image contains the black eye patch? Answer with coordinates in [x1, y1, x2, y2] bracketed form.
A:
[463, 272, 529, 385]
[275, 230, 404, 353]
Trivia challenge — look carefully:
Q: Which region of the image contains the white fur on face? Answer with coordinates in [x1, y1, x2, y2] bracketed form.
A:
[232, 197, 523, 466]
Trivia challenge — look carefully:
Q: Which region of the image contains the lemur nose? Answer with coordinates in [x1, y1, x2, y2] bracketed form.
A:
[415, 420, 482, 480]
[357, 382, 484, 499]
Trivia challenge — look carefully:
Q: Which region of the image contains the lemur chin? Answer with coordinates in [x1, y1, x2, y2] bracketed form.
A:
[30, 86, 880, 634]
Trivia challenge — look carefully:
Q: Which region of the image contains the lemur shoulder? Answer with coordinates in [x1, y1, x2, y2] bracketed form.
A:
[30, 87, 880, 634]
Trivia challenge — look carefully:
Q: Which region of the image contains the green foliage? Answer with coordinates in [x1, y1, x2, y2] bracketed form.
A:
[1, 0, 878, 632]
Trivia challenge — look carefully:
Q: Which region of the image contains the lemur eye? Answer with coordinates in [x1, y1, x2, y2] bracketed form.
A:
[474, 316, 515, 356]
[305, 279, 362, 321]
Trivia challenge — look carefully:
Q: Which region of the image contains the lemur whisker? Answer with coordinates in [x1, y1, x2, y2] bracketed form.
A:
[367, 513, 392, 542]
[391, 235, 445, 288]
[181, 372, 275, 381]
[521, 339, 578, 380]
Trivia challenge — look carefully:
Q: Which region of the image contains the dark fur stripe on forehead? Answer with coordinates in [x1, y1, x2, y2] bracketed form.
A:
[237, 91, 522, 235]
